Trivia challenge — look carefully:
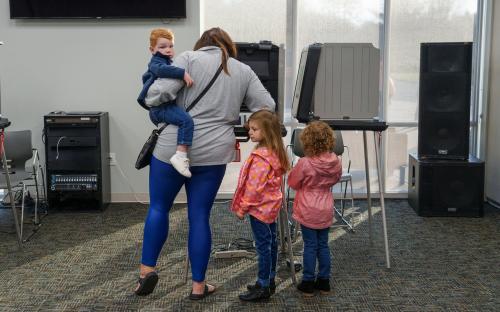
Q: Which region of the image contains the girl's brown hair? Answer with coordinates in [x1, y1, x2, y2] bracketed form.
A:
[194, 27, 237, 75]
[300, 121, 336, 157]
[149, 28, 174, 48]
[248, 110, 290, 172]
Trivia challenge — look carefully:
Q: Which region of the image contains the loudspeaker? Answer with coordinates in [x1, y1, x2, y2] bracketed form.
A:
[408, 154, 484, 217]
[44, 112, 110, 210]
[418, 42, 472, 160]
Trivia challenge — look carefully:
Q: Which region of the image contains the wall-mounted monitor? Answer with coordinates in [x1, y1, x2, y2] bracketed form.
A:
[10, 0, 186, 19]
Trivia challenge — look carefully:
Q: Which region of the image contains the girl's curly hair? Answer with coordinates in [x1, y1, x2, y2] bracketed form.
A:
[300, 121, 336, 157]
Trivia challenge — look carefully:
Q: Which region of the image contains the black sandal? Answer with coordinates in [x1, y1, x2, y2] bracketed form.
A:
[189, 284, 216, 300]
[135, 271, 159, 296]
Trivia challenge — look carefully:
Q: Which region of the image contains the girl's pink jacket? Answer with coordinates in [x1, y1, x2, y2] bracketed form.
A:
[287, 152, 342, 229]
[231, 147, 284, 224]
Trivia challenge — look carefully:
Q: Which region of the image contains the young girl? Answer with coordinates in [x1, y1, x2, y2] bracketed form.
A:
[231, 110, 290, 302]
[287, 121, 342, 296]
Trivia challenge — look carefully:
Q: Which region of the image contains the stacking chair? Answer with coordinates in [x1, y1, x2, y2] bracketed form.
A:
[286, 128, 354, 231]
[0, 130, 46, 244]
[330, 131, 355, 230]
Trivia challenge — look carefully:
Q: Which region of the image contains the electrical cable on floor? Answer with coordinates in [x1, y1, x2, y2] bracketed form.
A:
[213, 199, 232, 205]
[211, 243, 229, 253]
[211, 238, 256, 255]
[230, 238, 255, 252]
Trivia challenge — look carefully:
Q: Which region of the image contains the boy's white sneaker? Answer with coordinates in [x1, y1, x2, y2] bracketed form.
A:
[170, 153, 192, 178]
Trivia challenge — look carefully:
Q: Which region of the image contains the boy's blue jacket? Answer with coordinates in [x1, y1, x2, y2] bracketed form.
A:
[137, 52, 185, 110]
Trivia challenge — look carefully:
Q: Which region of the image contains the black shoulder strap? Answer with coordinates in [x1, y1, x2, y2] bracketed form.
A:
[158, 64, 223, 133]
[186, 64, 223, 112]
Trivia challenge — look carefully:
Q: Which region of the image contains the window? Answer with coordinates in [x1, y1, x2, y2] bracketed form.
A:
[387, 0, 476, 123]
[297, 0, 382, 49]
[385, 0, 477, 193]
[203, 0, 286, 44]
[202, 0, 482, 196]
[203, 0, 286, 195]
[297, 0, 383, 194]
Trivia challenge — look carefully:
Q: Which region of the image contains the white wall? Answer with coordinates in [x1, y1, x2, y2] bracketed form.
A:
[0, 0, 201, 202]
[485, 0, 500, 205]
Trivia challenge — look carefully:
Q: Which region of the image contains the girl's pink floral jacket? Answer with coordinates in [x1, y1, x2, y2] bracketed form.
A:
[231, 147, 284, 224]
[287, 152, 342, 229]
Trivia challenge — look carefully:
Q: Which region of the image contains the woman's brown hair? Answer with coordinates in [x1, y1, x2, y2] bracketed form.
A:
[247, 110, 290, 172]
[194, 27, 237, 75]
[300, 121, 336, 157]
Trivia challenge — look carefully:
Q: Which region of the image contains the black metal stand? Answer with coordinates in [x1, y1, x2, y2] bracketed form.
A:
[0, 118, 23, 248]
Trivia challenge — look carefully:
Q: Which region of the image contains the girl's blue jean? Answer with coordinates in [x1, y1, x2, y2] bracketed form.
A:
[300, 224, 331, 281]
[149, 102, 194, 146]
[141, 156, 226, 282]
[249, 215, 277, 287]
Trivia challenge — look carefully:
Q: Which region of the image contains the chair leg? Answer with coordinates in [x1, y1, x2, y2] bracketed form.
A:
[349, 178, 354, 212]
[33, 173, 40, 225]
[20, 184, 26, 240]
[336, 181, 347, 217]
[40, 166, 47, 204]
[292, 219, 300, 243]
[279, 206, 297, 285]
[36, 164, 48, 214]
[286, 198, 300, 243]
[340, 181, 346, 215]
[334, 179, 355, 232]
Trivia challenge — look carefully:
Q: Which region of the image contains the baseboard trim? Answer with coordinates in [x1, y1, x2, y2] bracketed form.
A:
[487, 197, 500, 209]
[109, 192, 408, 203]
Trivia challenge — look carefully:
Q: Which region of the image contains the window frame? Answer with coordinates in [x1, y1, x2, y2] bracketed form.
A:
[202, 0, 490, 195]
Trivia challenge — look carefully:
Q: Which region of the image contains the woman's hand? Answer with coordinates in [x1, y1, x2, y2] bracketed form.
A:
[184, 72, 194, 87]
[235, 210, 245, 220]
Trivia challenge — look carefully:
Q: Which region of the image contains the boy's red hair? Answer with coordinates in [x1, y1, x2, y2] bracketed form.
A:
[149, 28, 174, 47]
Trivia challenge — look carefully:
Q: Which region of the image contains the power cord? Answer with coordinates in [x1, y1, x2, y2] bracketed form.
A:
[55, 136, 66, 160]
[112, 157, 149, 205]
[41, 128, 46, 144]
[229, 238, 255, 252]
[214, 199, 232, 205]
[211, 238, 256, 255]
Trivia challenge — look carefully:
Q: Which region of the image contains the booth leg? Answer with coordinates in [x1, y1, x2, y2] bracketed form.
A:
[363, 131, 373, 244]
[373, 132, 391, 269]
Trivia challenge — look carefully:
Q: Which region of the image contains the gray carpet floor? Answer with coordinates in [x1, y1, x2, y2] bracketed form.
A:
[0, 199, 498, 311]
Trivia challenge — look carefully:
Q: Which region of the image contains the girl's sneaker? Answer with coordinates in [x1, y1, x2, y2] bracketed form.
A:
[239, 283, 271, 302]
[247, 279, 276, 295]
[297, 280, 315, 297]
[314, 278, 331, 294]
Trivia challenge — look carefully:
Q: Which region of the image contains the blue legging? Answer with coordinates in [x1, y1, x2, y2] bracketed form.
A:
[141, 155, 226, 282]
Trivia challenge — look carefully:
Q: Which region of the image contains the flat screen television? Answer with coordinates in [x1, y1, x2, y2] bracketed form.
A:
[10, 0, 186, 19]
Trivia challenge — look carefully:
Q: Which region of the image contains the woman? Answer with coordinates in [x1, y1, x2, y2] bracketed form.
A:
[135, 27, 275, 299]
